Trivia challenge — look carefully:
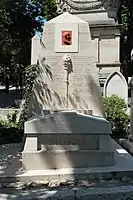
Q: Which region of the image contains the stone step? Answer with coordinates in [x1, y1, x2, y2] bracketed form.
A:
[22, 150, 115, 170]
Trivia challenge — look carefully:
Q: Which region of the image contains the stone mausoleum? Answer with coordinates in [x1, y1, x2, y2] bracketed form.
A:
[56, 0, 121, 90]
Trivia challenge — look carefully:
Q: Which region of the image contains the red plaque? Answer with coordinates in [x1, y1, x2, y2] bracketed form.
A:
[62, 31, 72, 45]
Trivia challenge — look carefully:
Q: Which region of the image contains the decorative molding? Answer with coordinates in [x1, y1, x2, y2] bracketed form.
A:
[90, 24, 121, 28]
[56, 0, 120, 14]
[96, 62, 121, 68]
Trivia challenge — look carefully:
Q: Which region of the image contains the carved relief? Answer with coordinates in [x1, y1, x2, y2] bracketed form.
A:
[63, 54, 73, 74]
[56, 0, 120, 13]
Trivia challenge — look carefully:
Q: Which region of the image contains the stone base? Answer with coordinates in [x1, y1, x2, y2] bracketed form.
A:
[17, 140, 133, 183]
[22, 111, 115, 171]
[22, 150, 115, 170]
[1, 140, 133, 186]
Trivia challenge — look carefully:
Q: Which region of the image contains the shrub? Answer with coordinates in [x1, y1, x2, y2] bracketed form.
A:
[103, 95, 130, 137]
[0, 111, 23, 144]
[0, 127, 23, 145]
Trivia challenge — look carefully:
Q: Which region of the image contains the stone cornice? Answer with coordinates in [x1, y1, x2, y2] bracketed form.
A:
[96, 62, 121, 68]
[56, 0, 121, 14]
[90, 24, 122, 28]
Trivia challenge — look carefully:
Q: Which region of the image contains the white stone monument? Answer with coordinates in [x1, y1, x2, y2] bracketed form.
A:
[29, 12, 104, 117]
[103, 71, 128, 104]
[21, 1, 133, 181]
[22, 12, 116, 173]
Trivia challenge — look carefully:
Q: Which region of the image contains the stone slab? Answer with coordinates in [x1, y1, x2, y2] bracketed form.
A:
[25, 111, 111, 134]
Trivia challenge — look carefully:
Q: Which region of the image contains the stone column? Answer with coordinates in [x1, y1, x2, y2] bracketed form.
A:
[31, 33, 40, 65]
[63, 54, 73, 108]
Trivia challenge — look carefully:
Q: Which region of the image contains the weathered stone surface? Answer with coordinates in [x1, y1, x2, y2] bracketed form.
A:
[25, 111, 111, 134]
[22, 111, 115, 170]
[56, 0, 120, 13]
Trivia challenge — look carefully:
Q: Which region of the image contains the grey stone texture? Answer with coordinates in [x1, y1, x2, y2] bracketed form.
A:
[25, 111, 111, 134]
[22, 111, 115, 170]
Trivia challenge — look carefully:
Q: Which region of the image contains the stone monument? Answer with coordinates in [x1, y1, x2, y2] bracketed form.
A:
[56, 0, 121, 91]
[22, 1, 133, 182]
[29, 12, 104, 117]
[22, 11, 116, 173]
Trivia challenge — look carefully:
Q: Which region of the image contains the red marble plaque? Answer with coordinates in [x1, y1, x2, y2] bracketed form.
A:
[62, 30, 72, 45]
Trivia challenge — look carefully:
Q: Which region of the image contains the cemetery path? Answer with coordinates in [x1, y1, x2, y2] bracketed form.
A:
[0, 186, 133, 200]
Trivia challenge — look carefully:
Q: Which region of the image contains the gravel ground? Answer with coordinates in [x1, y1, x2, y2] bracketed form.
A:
[0, 143, 24, 176]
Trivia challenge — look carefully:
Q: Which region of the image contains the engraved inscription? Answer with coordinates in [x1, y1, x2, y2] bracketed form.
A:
[51, 136, 84, 145]
[39, 135, 99, 150]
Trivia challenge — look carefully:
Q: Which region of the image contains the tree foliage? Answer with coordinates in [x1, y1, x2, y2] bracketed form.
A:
[31, 0, 57, 20]
[0, 0, 41, 93]
[18, 64, 40, 129]
[119, 0, 133, 77]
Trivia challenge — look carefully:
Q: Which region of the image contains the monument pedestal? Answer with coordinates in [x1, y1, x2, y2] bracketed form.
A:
[22, 111, 115, 171]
